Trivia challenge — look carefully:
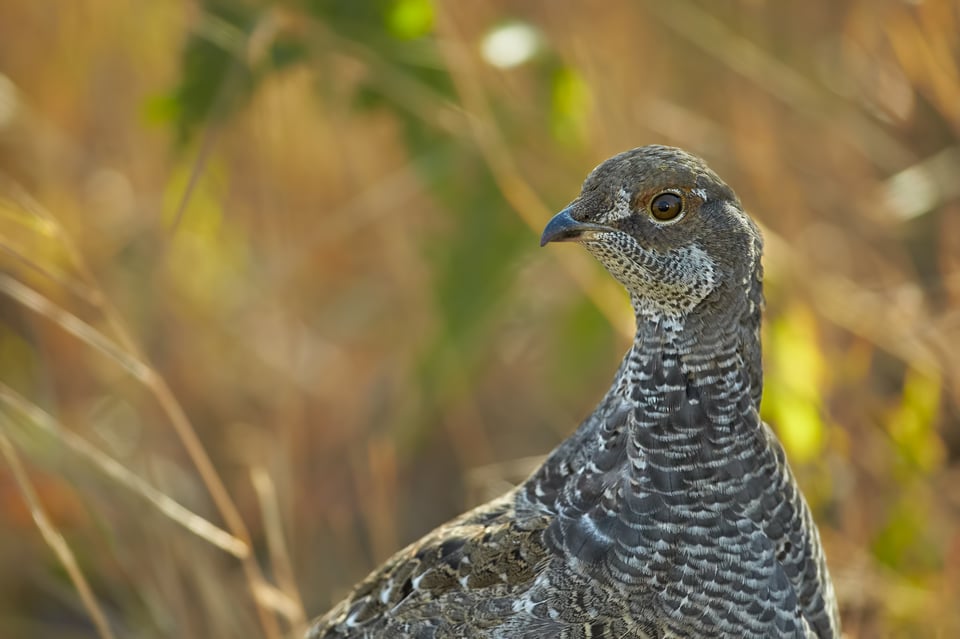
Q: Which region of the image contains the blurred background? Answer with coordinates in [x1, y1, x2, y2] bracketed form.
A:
[1, 1, 958, 637]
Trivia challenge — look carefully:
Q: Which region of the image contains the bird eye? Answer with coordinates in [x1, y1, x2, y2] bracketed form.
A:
[649, 192, 683, 221]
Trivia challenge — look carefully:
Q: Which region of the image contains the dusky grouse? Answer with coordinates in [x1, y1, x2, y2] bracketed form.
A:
[307, 146, 840, 638]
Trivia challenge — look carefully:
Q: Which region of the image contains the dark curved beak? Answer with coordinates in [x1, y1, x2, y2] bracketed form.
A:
[540, 206, 611, 247]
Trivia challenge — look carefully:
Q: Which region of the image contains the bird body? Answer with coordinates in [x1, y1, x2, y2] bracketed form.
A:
[308, 146, 840, 639]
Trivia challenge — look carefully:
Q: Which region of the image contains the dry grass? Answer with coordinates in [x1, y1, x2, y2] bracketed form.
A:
[0, 1, 958, 637]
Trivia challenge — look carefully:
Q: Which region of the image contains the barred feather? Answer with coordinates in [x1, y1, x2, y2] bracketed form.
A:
[307, 146, 840, 639]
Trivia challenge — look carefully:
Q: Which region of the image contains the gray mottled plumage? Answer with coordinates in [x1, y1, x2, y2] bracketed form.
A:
[307, 146, 840, 638]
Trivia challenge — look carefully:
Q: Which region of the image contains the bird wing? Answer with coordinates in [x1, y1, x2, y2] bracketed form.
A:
[306, 491, 552, 639]
[758, 421, 841, 638]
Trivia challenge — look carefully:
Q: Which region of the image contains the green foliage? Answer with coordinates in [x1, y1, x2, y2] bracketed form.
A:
[872, 494, 942, 576]
[0, 331, 38, 398]
[386, 0, 434, 40]
[550, 65, 591, 148]
[162, 159, 252, 312]
[549, 297, 618, 399]
[887, 369, 944, 475]
[157, 1, 311, 145]
[164, 3, 260, 145]
[159, 0, 543, 451]
[412, 152, 530, 413]
[428, 163, 528, 343]
[761, 304, 826, 464]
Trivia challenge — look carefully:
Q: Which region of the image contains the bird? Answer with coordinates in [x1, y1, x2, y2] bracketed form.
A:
[306, 145, 841, 639]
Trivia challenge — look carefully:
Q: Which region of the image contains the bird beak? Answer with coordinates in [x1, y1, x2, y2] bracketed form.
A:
[540, 205, 612, 247]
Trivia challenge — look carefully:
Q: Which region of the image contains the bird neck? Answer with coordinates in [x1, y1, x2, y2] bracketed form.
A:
[606, 310, 758, 442]
[521, 305, 764, 514]
[623, 278, 765, 409]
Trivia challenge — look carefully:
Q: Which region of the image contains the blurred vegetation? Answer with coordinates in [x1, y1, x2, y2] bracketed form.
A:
[1, 1, 959, 637]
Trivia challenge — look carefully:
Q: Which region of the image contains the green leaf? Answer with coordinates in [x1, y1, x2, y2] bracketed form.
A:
[887, 368, 944, 473]
[761, 305, 826, 463]
[550, 65, 591, 147]
[387, 0, 434, 40]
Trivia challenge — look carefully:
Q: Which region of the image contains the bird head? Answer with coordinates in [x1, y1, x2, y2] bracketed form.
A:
[541, 146, 763, 326]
